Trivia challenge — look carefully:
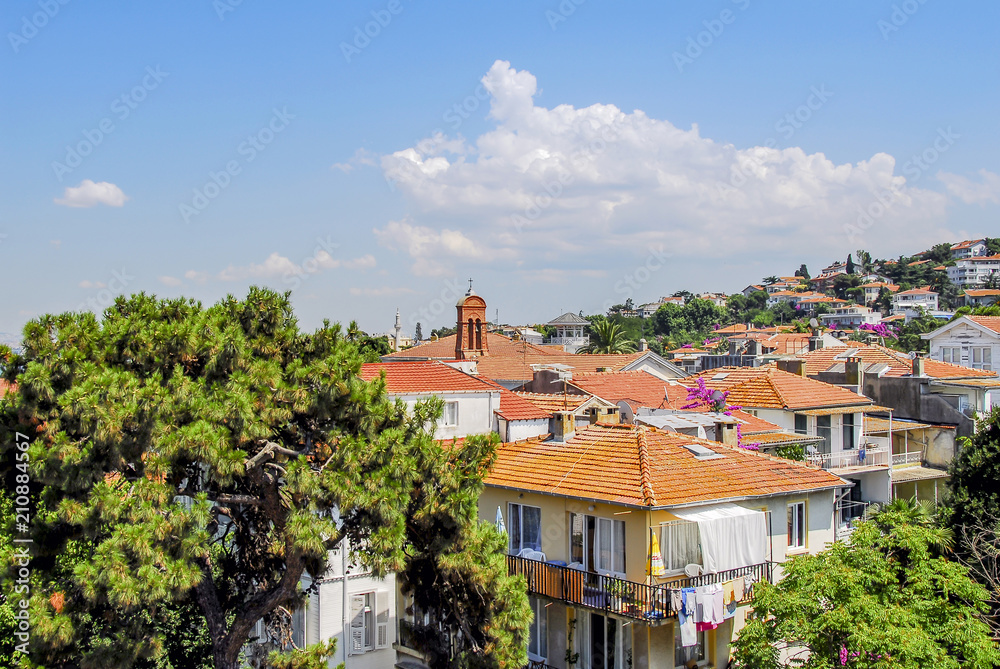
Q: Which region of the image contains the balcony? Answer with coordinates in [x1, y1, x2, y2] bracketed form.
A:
[507, 555, 773, 625]
[891, 451, 923, 467]
[835, 499, 869, 542]
[807, 446, 888, 471]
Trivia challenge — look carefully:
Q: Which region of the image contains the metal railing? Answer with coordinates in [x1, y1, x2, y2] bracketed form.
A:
[835, 499, 870, 542]
[507, 555, 773, 624]
[891, 451, 923, 466]
[808, 447, 888, 469]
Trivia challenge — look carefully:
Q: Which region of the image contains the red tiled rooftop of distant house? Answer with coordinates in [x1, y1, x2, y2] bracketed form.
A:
[359, 360, 497, 394]
[568, 371, 692, 412]
[968, 316, 1000, 335]
[688, 367, 875, 410]
[951, 239, 985, 250]
[793, 343, 998, 380]
[513, 392, 594, 413]
[477, 377, 552, 421]
[964, 289, 1000, 297]
[895, 287, 937, 296]
[486, 423, 845, 508]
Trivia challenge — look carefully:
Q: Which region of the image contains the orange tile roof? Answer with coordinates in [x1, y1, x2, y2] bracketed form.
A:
[964, 289, 1000, 297]
[359, 361, 496, 393]
[387, 332, 559, 360]
[688, 367, 874, 410]
[569, 371, 691, 411]
[727, 409, 784, 433]
[794, 343, 998, 380]
[485, 424, 845, 508]
[952, 239, 985, 250]
[969, 316, 1000, 334]
[513, 391, 594, 413]
[895, 287, 937, 296]
[386, 332, 658, 383]
[495, 388, 552, 421]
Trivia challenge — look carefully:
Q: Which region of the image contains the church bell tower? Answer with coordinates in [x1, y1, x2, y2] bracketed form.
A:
[455, 280, 489, 360]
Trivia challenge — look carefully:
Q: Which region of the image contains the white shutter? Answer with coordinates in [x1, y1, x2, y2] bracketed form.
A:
[349, 594, 366, 655]
[375, 590, 390, 649]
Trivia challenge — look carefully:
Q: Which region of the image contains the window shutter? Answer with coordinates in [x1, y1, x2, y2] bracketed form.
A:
[375, 590, 390, 649]
[349, 594, 366, 655]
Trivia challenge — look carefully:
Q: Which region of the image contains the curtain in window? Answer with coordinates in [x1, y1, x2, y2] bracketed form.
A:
[613, 521, 626, 574]
[661, 521, 702, 572]
[508, 504, 520, 553]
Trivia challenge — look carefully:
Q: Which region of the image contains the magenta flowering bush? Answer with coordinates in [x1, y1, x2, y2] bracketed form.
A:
[682, 378, 760, 450]
[858, 322, 898, 339]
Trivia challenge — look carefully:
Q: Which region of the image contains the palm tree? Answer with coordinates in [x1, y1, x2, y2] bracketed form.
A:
[579, 320, 636, 354]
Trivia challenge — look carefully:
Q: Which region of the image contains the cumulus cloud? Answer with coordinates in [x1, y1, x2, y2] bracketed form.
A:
[216, 251, 376, 282]
[376, 60, 960, 274]
[159, 275, 183, 287]
[373, 218, 493, 276]
[54, 180, 128, 208]
[938, 169, 1000, 205]
[332, 148, 380, 173]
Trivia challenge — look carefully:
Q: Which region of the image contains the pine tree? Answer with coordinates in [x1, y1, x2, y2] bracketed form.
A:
[0, 288, 528, 669]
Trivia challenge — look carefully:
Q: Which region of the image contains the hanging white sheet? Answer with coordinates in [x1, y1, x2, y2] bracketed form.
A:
[671, 503, 767, 573]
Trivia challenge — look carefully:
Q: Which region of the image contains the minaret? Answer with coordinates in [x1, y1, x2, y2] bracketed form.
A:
[393, 308, 402, 352]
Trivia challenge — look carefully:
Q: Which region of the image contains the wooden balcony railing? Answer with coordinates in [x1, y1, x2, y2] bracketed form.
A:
[507, 556, 773, 624]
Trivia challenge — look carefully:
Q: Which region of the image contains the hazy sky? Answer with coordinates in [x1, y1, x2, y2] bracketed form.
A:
[2, 1, 998, 339]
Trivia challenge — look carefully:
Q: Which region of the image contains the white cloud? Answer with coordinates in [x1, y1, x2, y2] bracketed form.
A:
[938, 169, 1000, 205]
[54, 180, 128, 208]
[215, 251, 377, 282]
[376, 60, 961, 274]
[159, 275, 183, 287]
[373, 218, 491, 276]
[332, 148, 379, 173]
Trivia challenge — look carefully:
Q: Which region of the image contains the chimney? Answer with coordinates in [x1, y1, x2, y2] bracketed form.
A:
[550, 411, 576, 442]
[639, 338, 648, 352]
[777, 359, 807, 377]
[912, 353, 925, 377]
[808, 335, 824, 352]
[844, 356, 863, 387]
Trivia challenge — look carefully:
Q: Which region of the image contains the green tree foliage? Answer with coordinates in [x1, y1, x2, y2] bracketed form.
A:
[925, 242, 956, 265]
[892, 314, 941, 353]
[414, 322, 423, 342]
[579, 320, 636, 354]
[731, 500, 1000, 669]
[431, 326, 458, 339]
[832, 274, 863, 300]
[0, 289, 527, 669]
[846, 254, 855, 275]
[986, 238, 1000, 256]
[795, 264, 811, 280]
[398, 433, 530, 668]
[854, 250, 872, 275]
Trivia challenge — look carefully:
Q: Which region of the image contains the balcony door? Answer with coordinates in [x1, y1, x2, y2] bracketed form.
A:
[578, 612, 631, 669]
[570, 513, 626, 577]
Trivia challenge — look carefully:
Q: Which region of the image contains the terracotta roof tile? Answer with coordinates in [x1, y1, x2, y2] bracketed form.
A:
[486, 424, 845, 507]
[794, 343, 998, 380]
[359, 361, 496, 393]
[513, 392, 594, 413]
[688, 367, 874, 410]
[569, 371, 691, 411]
[969, 316, 1000, 335]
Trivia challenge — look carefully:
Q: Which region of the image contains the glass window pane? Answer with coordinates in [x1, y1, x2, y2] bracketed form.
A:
[571, 514, 584, 565]
[598, 519, 612, 572]
[613, 520, 626, 574]
[524, 507, 542, 551]
[509, 504, 520, 553]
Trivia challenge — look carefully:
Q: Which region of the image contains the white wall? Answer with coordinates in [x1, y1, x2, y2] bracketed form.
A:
[311, 545, 397, 669]
[393, 391, 499, 440]
[505, 418, 549, 442]
[926, 321, 999, 373]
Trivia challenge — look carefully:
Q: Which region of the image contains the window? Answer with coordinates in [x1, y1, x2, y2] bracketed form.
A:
[941, 347, 960, 364]
[570, 513, 626, 576]
[787, 502, 806, 550]
[816, 416, 832, 454]
[527, 596, 548, 660]
[842, 414, 856, 450]
[660, 521, 702, 573]
[509, 503, 542, 555]
[794, 414, 808, 435]
[674, 620, 706, 669]
[440, 401, 459, 427]
[972, 347, 993, 371]
[349, 591, 390, 655]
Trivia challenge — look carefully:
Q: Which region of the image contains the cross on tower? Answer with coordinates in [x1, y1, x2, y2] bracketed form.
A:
[468, 278, 474, 291]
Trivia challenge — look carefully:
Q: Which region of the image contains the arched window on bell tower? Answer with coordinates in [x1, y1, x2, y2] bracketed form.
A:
[467, 319, 475, 350]
[475, 319, 483, 350]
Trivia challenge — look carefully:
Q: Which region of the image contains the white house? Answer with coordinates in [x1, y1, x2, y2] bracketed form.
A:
[951, 239, 989, 260]
[819, 305, 881, 329]
[922, 315, 1000, 373]
[948, 255, 1000, 288]
[861, 282, 899, 305]
[546, 312, 591, 353]
[891, 288, 939, 315]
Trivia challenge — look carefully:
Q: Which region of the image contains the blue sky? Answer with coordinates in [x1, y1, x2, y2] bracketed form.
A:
[2, 0, 998, 339]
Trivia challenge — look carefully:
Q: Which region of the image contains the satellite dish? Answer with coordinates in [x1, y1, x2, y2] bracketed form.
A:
[809, 318, 819, 329]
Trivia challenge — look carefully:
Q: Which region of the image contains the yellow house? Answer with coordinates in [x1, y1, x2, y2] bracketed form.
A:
[477, 419, 847, 669]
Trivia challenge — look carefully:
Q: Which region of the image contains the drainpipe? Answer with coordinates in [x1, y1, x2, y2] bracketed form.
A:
[342, 542, 349, 667]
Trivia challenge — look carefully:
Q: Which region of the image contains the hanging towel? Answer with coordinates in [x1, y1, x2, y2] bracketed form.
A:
[733, 576, 746, 602]
[670, 589, 683, 615]
[711, 586, 725, 624]
[694, 586, 713, 624]
[723, 581, 737, 619]
[680, 588, 698, 647]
